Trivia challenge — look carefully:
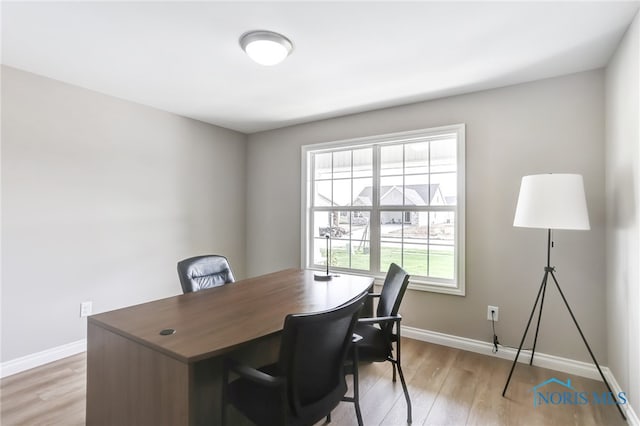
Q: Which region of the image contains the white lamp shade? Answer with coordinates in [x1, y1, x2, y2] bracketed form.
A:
[513, 174, 590, 230]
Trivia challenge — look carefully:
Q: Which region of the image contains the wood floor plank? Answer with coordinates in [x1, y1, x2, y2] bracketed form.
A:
[464, 350, 511, 426]
[326, 362, 388, 425]
[2, 339, 626, 426]
[423, 354, 482, 425]
[354, 338, 434, 426]
[380, 342, 457, 425]
[360, 365, 409, 425]
[571, 374, 626, 426]
[1, 353, 86, 426]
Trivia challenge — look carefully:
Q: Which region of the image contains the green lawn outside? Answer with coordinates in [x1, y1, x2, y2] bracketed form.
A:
[322, 246, 454, 279]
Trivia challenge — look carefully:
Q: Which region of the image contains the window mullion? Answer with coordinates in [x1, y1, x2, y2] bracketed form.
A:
[401, 144, 406, 268]
[330, 152, 334, 205]
[427, 141, 431, 277]
[349, 150, 354, 269]
[370, 145, 381, 274]
[308, 154, 316, 268]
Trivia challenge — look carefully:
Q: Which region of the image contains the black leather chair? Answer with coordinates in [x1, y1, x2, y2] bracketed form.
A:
[176, 255, 235, 294]
[222, 292, 367, 426]
[354, 263, 412, 423]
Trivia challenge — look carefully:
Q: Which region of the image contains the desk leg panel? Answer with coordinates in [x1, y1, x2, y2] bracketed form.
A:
[86, 322, 190, 425]
[190, 334, 281, 425]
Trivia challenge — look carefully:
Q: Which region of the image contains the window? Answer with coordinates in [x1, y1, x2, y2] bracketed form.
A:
[301, 125, 465, 295]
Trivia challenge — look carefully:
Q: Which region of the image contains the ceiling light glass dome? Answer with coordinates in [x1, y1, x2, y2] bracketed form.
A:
[240, 30, 293, 66]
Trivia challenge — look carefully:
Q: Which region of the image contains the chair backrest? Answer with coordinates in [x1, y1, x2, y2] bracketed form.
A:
[176, 255, 235, 293]
[278, 292, 366, 422]
[376, 263, 410, 329]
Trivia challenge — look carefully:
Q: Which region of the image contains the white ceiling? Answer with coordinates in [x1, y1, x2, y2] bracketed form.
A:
[2, 1, 639, 133]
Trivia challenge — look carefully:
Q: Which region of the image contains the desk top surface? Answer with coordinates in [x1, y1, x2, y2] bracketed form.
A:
[88, 269, 373, 363]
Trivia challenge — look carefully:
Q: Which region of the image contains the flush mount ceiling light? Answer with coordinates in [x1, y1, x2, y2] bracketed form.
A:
[239, 30, 293, 66]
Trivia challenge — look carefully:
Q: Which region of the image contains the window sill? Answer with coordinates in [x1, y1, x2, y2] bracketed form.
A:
[407, 279, 465, 296]
[308, 267, 465, 296]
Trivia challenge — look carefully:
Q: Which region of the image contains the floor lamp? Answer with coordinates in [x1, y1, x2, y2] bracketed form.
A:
[501, 174, 626, 421]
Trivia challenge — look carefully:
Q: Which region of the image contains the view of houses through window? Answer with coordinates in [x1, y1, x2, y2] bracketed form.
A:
[304, 125, 465, 293]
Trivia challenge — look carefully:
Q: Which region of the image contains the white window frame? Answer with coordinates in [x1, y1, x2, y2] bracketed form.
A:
[301, 124, 465, 296]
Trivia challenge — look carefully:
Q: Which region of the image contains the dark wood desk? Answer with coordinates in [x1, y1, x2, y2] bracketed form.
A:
[86, 269, 373, 425]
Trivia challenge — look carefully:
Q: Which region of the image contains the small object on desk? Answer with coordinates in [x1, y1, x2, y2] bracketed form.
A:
[314, 233, 333, 281]
[159, 328, 176, 336]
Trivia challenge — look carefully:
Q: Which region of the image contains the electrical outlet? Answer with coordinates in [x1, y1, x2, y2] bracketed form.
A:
[80, 301, 93, 318]
[487, 305, 499, 321]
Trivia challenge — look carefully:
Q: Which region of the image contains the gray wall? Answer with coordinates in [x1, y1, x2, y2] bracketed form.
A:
[605, 11, 640, 408]
[1, 66, 247, 361]
[247, 70, 607, 363]
[1, 63, 617, 370]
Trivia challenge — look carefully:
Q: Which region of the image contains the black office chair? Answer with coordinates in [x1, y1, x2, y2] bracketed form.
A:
[354, 262, 412, 423]
[176, 255, 235, 294]
[222, 292, 367, 426]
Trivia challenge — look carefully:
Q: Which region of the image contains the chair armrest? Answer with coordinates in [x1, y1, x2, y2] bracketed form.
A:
[224, 358, 285, 387]
[357, 314, 402, 325]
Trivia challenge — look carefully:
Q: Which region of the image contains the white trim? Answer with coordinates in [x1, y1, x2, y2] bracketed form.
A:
[300, 144, 310, 269]
[603, 367, 640, 425]
[0, 339, 87, 378]
[402, 325, 638, 424]
[300, 124, 466, 153]
[402, 325, 599, 378]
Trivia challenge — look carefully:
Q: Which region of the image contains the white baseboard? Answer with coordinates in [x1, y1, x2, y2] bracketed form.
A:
[402, 325, 639, 425]
[0, 339, 87, 379]
[603, 366, 640, 426]
[402, 325, 601, 379]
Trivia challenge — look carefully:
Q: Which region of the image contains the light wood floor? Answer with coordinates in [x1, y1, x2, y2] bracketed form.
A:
[0, 338, 626, 425]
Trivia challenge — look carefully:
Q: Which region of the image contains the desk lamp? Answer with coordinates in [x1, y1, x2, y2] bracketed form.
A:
[314, 234, 333, 281]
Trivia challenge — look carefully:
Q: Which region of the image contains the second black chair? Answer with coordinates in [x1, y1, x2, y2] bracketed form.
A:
[222, 292, 367, 426]
[176, 254, 235, 294]
[354, 262, 412, 423]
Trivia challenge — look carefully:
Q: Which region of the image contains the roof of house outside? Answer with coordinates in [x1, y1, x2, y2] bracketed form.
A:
[354, 184, 442, 206]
